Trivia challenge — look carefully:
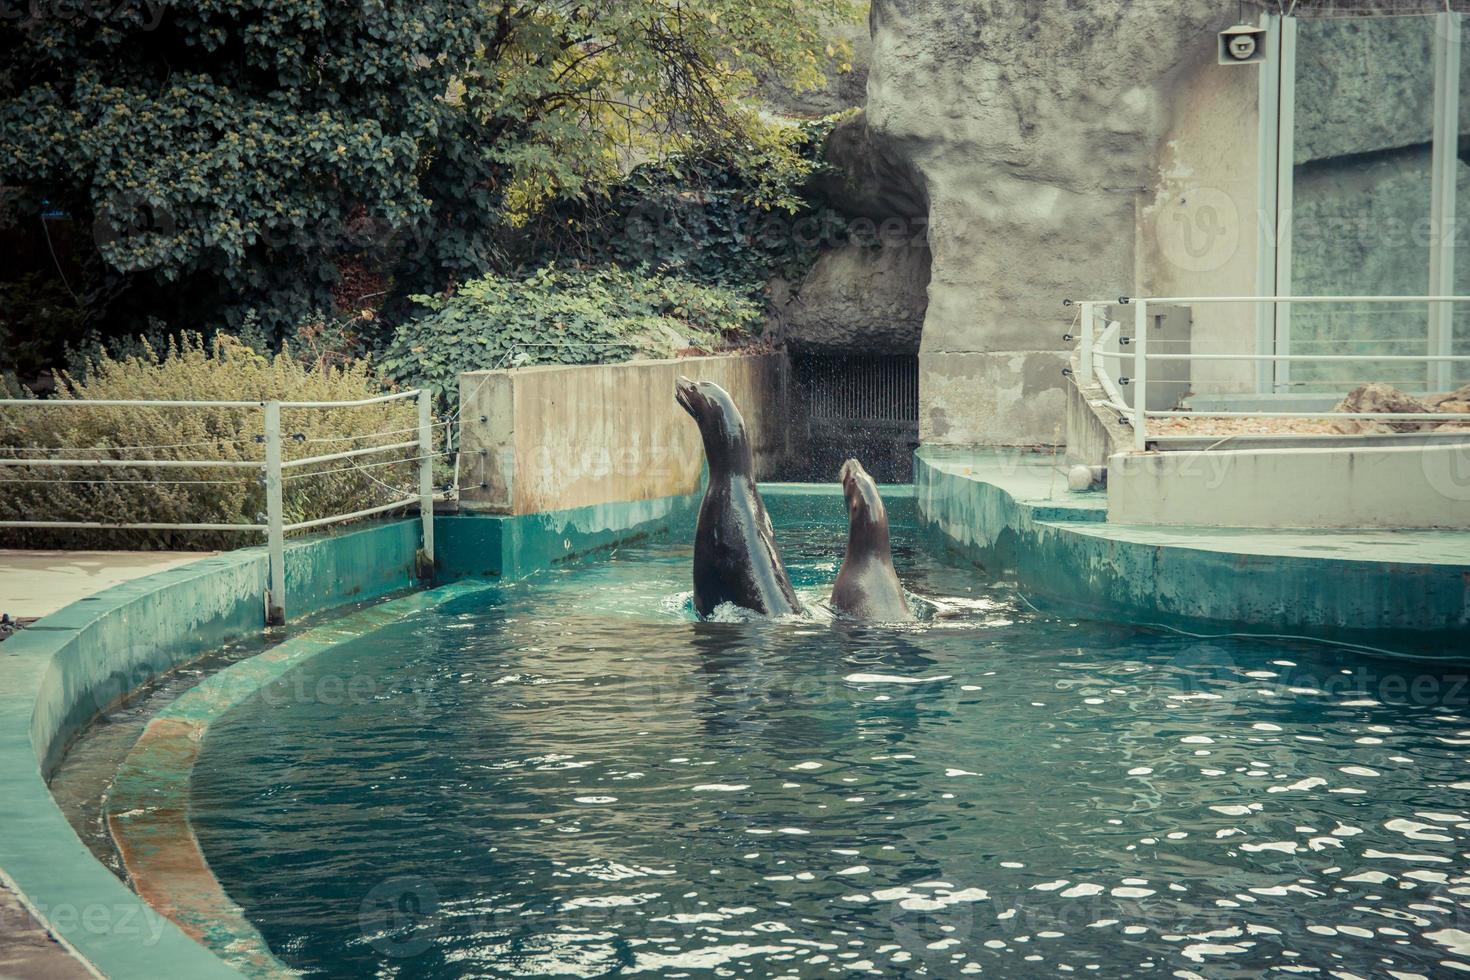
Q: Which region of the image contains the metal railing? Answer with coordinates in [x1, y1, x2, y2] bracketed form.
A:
[0, 389, 441, 624]
[1067, 295, 1470, 451]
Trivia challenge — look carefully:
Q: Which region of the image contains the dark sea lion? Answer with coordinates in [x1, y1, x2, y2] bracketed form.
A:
[831, 459, 913, 621]
[675, 377, 803, 619]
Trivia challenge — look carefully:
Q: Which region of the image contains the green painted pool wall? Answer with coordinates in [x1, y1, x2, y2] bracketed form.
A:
[2, 519, 425, 980]
[27, 522, 420, 779]
[914, 449, 1470, 654]
[760, 482, 918, 528]
[429, 481, 919, 582]
[3, 485, 751, 980]
[434, 491, 701, 580]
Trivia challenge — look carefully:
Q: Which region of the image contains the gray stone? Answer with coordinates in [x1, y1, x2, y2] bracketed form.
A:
[1331, 382, 1434, 433]
[759, 21, 872, 117]
[777, 243, 930, 353]
[921, 350, 1071, 446]
[812, 110, 929, 222]
[1292, 147, 1433, 300]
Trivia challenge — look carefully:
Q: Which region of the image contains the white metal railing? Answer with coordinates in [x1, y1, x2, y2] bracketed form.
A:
[1066, 296, 1470, 451]
[0, 389, 443, 624]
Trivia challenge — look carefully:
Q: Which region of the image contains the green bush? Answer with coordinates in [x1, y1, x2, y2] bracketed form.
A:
[379, 266, 764, 405]
[0, 334, 419, 550]
[523, 114, 851, 292]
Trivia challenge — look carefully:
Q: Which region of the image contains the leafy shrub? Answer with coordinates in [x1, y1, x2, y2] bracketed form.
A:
[2, 0, 854, 364]
[0, 334, 418, 550]
[379, 267, 763, 405]
[523, 114, 851, 293]
[0, 272, 87, 384]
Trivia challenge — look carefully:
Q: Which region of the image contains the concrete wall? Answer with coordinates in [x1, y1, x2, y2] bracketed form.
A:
[1108, 442, 1470, 528]
[1135, 31, 1262, 395]
[458, 353, 791, 515]
[1063, 368, 1132, 468]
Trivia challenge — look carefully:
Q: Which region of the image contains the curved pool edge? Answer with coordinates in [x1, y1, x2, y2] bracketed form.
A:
[0, 519, 426, 979]
[916, 448, 1470, 653]
[106, 580, 493, 978]
[0, 490, 720, 978]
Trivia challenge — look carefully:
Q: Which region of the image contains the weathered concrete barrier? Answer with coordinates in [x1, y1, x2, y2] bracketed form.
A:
[1108, 442, 1470, 529]
[458, 353, 791, 514]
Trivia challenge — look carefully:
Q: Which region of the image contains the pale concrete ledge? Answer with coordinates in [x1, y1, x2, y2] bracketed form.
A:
[0, 551, 214, 622]
[1107, 441, 1470, 529]
[0, 878, 94, 979]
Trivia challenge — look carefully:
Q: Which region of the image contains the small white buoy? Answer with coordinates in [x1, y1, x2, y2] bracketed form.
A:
[1070, 467, 1105, 493]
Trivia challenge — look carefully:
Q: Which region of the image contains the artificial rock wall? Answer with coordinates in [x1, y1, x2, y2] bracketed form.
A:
[861, 0, 1240, 444]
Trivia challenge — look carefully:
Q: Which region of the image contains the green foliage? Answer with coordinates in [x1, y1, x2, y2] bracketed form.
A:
[1, 0, 857, 356]
[525, 114, 850, 292]
[0, 334, 417, 550]
[380, 267, 763, 405]
[0, 272, 86, 381]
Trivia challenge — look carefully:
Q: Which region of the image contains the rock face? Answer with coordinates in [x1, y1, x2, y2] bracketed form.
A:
[814, 110, 929, 224]
[759, 21, 872, 117]
[777, 243, 930, 353]
[1291, 15, 1452, 166]
[864, 0, 1233, 444]
[777, 110, 931, 355]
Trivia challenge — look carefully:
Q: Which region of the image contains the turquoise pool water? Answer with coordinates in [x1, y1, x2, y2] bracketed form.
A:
[190, 521, 1470, 978]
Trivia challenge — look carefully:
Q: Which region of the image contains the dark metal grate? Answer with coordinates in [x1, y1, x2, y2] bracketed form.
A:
[802, 355, 919, 422]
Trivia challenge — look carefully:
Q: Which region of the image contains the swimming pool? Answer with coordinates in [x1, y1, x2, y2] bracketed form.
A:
[177, 518, 1470, 978]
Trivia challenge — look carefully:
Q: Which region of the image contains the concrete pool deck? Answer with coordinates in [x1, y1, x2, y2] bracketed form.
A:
[917, 447, 1470, 652]
[0, 550, 213, 623]
[0, 881, 95, 979]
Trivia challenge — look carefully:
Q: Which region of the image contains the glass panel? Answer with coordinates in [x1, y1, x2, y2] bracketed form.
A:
[1455, 14, 1470, 390]
[1289, 13, 1436, 393]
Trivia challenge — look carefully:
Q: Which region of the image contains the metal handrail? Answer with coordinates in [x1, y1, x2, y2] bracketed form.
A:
[281, 440, 421, 470]
[1067, 295, 1470, 451]
[0, 390, 437, 624]
[0, 398, 266, 409]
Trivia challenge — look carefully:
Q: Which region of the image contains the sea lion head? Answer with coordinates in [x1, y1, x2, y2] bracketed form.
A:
[676, 377, 752, 473]
[840, 458, 886, 531]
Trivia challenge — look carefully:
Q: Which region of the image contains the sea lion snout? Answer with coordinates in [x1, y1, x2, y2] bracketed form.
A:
[839, 459, 882, 523]
[675, 376, 701, 417]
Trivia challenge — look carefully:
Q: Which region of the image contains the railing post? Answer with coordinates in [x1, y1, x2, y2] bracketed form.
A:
[417, 389, 435, 574]
[263, 401, 286, 625]
[1133, 301, 1149, 452]
[1079, 302, 1095, 384]
[1429, 10, 1461, 393]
